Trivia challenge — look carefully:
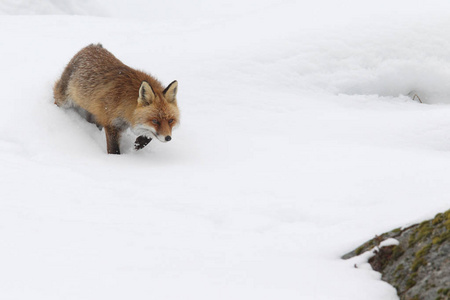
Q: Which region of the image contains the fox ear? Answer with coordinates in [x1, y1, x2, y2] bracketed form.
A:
[163, 80, 178, 103]
[138, 81, 155, 106]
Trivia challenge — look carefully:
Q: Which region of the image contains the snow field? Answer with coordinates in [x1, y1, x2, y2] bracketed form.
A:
[1, 1, 450, 299]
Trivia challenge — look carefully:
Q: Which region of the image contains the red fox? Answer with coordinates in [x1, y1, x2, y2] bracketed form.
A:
[53, 44, 180, 154]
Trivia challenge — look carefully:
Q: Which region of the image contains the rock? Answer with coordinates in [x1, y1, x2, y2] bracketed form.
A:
[342, 210, 450, 300]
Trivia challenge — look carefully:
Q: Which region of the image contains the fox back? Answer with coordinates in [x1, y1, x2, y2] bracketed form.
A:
[53, 44, 180, 154]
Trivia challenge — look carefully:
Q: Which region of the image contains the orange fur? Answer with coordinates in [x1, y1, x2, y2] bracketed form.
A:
[53, 44, 180, 154]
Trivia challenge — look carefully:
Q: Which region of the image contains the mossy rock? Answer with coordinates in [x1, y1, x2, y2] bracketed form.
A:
[343, 209, 450, 300]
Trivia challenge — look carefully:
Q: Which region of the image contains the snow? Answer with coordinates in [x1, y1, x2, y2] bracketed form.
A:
[346, 238, 400, 273]
[1, 1, 450, 299]
[379, 238, 400, 248]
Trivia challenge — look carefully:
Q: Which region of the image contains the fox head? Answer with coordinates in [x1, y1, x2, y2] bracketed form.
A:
[132, 80, 180, 142]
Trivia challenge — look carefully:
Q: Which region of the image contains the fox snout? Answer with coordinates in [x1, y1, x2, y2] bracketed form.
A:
[156, 133, 172, 143]
[152, 135, 171, 142]
[132, 124, 173, 143]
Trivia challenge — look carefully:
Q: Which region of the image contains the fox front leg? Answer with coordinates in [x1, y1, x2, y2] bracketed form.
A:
[134, 136, 152, 150]
[105, 126, 122, 154]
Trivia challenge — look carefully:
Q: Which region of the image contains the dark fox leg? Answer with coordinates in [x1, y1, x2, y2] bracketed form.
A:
[84, 111, 103, 131]
[134, 136, 152, 150]
[105, 126, 121, 154]
[73, 106, 103, 130]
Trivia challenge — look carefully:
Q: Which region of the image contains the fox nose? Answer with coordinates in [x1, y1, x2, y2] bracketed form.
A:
[165, 135, 172, 142]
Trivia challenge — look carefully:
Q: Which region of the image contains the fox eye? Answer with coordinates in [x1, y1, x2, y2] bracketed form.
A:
[168, 119, 174, 124]
[152, 119, 159, 125]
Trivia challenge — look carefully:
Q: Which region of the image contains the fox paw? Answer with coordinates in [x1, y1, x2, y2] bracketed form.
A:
[134, 136, 152, 150]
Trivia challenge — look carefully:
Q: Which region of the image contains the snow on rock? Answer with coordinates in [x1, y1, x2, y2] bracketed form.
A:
[345, 238, 400, 271]
[379, 238, 400, 248]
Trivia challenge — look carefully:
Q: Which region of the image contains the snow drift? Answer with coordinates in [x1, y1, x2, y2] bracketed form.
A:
[1, 1, 450, 299]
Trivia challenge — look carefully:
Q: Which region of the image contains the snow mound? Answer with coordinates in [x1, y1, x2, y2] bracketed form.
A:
[0, 0, 104, 16]
[0, 0, 283, 21]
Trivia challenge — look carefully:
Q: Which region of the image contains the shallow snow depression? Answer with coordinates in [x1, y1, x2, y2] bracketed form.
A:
[1, 1, 450, 299]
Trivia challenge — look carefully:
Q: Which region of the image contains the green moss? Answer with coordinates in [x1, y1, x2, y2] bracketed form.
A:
[444, 219, 450, 230]
[392, 245, 404, 260]
[444, 209, 450, 219]
[355, 245, 364, 256]
[394, 263, 404, 273]
[354, 238, 378, 255]
[415, 244, 432, 258]
[408, 244, 431, 273]
[409, 232, 417, 247]
[438, 288, 450, 295]
[432, 230, 450, 246]
[406, 272, 418, 289]
[432, 213, 444, 225]
[393, 263, 405, 283]
[409, 221, 434, 247]
[391, 227, 402, 234]
[417, 222, 433, 239]
[411, 257, 427, 272]
[406, 279, 416, 289]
